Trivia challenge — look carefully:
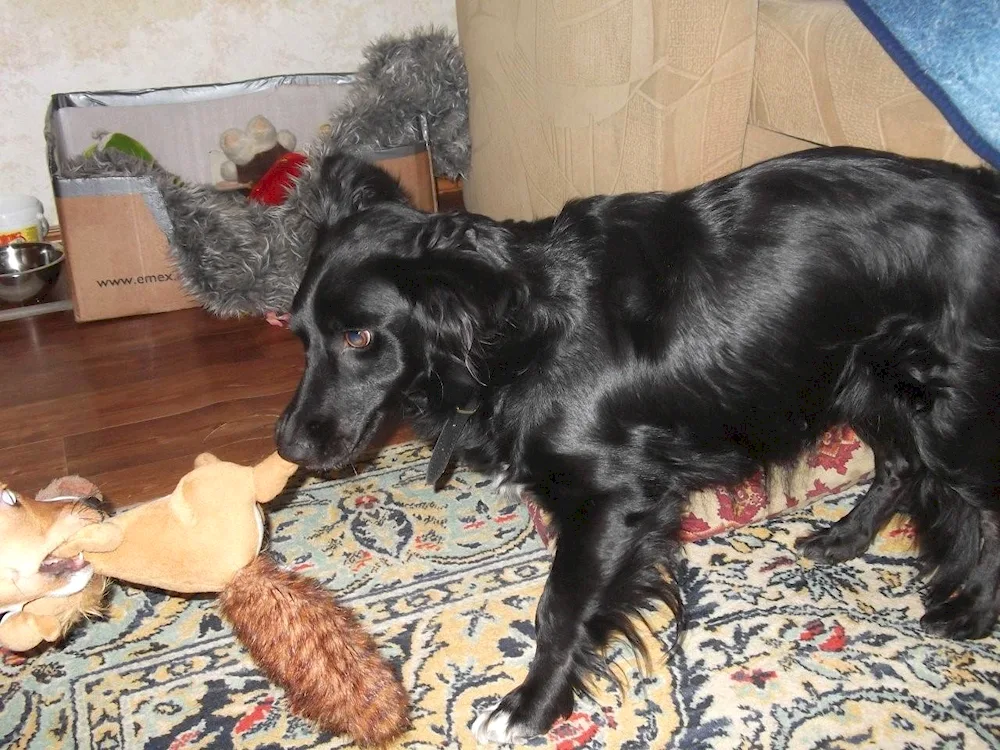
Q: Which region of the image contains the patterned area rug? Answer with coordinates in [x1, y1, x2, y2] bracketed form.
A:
[4, 442, 1000, 749]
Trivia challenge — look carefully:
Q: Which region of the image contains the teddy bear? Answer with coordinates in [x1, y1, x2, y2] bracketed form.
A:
[0, 453, 409, 747]
[219, 115, 297, 184]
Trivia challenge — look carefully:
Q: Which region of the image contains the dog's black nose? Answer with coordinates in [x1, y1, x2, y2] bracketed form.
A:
[276, 435, 315, 465]
[275, 411, 320, 465]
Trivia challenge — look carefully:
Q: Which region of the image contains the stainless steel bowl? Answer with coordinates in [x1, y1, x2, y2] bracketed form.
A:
[0, 242, 65, 305]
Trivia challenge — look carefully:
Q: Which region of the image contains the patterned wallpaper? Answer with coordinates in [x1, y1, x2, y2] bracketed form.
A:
[0, 0, 457, 218]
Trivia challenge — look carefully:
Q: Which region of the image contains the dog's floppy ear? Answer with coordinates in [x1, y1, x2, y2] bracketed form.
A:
[392, 212, 527, 381]
[416, 211, 515, 268]
[308, 151, 409, 228]
[326, 153, 407, 214]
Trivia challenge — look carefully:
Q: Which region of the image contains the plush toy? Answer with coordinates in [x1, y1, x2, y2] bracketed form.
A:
[0, 453, 410, 747]
[220, 115, 297, 185]
[249, 150, 309, 206]
[83, 131, 157, 164]
[62, 28, 468, 319]
[0, 478, 106, 652]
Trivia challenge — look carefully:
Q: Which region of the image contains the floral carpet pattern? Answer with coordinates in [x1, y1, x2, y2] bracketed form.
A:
[3, 441, 1000, 749]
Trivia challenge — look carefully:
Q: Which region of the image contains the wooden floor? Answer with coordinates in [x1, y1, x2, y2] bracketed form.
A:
[0, 309, 299, 504]
[0, 185, 462, 505]
[0, 304, 424, 508]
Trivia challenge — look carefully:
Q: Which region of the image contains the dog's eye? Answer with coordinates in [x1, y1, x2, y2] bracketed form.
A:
[344, 329, 373, 349]
[0, 489, 18, 507]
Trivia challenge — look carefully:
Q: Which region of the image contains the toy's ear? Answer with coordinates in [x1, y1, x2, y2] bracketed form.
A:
[37, 476, 102, 503]
[253, 453, 299, 504]
[220, 127, 253, 164]
[54, 521, 125, 557]
[194, 453, 221, 468]
[32, 613, 64, 642]
[0, 612, 57, 652]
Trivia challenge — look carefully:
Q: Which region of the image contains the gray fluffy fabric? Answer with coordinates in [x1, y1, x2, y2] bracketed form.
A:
[61, 142, 400, 317]
[333, 25, 469, 179]
[57, 28, 469, 317]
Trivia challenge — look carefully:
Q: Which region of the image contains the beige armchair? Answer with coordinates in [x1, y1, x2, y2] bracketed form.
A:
[456, 0, 981, 221]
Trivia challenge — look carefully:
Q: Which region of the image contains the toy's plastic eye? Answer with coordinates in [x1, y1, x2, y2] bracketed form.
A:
[344, 329, 373, 349]
[0, 489, 18, 507]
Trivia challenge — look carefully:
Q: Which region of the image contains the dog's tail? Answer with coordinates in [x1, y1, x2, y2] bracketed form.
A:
[925, 158, 1000, 201]
[960, 167, 1000, 203]
[219, 554, 410, 747]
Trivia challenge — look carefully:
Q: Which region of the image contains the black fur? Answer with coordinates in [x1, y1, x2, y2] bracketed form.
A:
[276, 147, 1000, 741]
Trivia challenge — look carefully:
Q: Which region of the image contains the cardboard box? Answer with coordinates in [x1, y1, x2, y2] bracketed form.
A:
[46, 75, 437, 322]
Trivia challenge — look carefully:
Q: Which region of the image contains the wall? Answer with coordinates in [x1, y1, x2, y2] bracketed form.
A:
[0, 0, 457, 219]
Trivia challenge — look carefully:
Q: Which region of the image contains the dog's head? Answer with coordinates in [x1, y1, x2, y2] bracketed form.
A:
[276, 202, 525, 471]
[0, 485, 106, 612]
[301, 150, 410, 228]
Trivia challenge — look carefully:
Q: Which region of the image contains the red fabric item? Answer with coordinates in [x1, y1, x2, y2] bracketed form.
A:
[248, 151, 309, 206]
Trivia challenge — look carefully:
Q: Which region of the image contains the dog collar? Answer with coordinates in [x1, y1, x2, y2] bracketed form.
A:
[426, 402, 479, 488]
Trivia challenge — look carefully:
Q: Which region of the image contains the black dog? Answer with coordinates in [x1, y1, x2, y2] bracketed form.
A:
[277, 147, 1000, 743]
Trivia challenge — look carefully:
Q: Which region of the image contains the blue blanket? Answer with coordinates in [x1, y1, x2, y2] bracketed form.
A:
[845, 0, 1000, 168]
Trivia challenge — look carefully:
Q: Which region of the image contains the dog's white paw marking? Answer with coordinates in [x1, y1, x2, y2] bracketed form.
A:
[490, 465, 532, 505]
[472, 705, 529, 745]
[490, 465, 511, 490]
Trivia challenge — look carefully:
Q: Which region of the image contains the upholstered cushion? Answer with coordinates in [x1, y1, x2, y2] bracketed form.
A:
[528, 426, 874, 549]
[752, 0, 981, 165]
[456, 0, 758, 221]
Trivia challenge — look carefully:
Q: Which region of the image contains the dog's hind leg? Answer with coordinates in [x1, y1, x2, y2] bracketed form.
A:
[902, 335, 1000, 638]
[472, 478, 683, 744]
[921, 511, 1000, 640]
[796, 450, 914, 564]
[910, 475, 1000, 640]
[797, 315, 945, 565]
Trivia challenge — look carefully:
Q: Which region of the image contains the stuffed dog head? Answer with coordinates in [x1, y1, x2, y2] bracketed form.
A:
[0, 480, 111, 651]
[0, 453, 298, 652]
[0, 483, 105, 611]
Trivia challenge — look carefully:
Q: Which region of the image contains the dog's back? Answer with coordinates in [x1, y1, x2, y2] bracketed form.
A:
[515, 149, 1000, 466]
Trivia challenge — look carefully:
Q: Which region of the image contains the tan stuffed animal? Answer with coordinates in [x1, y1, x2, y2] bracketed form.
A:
[2, 453, 410, 748]
[0, 478, 108, 652]
[58, 452, 296, 592]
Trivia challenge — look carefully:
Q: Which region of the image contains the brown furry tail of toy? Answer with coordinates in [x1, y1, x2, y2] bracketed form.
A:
[219, 555, 410, 747]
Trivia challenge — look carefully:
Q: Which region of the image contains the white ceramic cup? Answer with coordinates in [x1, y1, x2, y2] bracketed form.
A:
[0, 195, 49, 245]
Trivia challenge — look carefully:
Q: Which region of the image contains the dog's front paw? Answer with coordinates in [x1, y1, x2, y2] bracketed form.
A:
[921, 592, 998, 640]
[471, 682, 573, 745]
[472, 704, 531, 745]
[795, 527, 867, 564]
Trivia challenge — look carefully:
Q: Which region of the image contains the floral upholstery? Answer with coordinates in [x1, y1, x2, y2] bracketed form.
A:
[526, 426, 875, 547]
